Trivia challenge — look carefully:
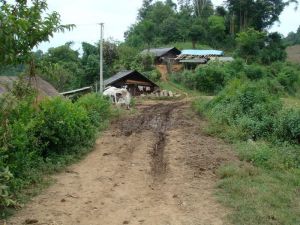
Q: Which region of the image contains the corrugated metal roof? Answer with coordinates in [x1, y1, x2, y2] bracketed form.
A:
[104, 70, 158, 87]
[181, 49, 224, 56]
[60, 87, 92, 96]
[179, 59, 208, 63]
[210, 57, 234, 62]
[141, 47, 181, 57]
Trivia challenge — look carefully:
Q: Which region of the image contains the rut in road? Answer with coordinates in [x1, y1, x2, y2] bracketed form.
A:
[6, 101, 237, 225]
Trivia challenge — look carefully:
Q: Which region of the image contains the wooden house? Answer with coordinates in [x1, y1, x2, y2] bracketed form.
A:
[141, 47, 181, 64]
[104, 70, 159, 96]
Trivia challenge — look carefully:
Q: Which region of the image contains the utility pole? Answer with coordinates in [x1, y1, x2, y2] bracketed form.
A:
[99, 23, 104, 93]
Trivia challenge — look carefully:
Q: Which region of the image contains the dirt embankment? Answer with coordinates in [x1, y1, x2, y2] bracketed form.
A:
[6, 101, 236, 225]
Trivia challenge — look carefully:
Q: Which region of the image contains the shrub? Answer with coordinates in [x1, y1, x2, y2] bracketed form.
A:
[37, 97, 94, 157]
[276, 66, 300, 94]
[172, 70, 197, 90]
[0, 93, 41, 190]
[76, 93, 111, 129]
[275, 109, 300, 144]
[143, 69, 161, 82]
[194, 64, 228, 94]
[206, 79, 282, 140]
[0, 87, 112, 212]
[244, 64, 267, 80]
[0, 167, 15, 208]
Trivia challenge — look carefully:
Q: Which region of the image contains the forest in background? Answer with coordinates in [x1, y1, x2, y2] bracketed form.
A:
[1, 0, 299, 92]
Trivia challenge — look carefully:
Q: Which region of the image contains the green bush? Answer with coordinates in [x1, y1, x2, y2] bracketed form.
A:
[276, 66, 300, 94]
[275, 109, 300, 144]
[76, 93, 111, 129]
[37, 97, 94, 157]
[0, 94, 42, 192]
[143, 69, 161, 82]
[0, 167, 15, 209]
[206, 79, 282, 140]
[244, 64, 267, 80]
[194, 64, 229, 94]
[0, 90, 112, 212]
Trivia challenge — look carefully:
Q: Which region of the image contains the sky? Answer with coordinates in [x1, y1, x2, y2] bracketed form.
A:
[37, 0, 300, 52]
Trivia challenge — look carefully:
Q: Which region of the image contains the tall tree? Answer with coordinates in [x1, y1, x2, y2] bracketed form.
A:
[0, 0, 74, 76]
[193, 0, 214, 18]
[188, 20, 206, 48]
[138, 0, 154, 20]
[226, 0, 298, 32]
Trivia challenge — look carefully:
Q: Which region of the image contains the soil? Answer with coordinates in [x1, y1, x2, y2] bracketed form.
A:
[5, 100, 237, 225]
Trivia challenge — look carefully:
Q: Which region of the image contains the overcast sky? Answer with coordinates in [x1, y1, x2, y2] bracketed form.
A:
[37, 0, 300, 52]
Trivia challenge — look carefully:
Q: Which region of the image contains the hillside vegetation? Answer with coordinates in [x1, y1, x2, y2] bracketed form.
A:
[0, 80, 113, 216]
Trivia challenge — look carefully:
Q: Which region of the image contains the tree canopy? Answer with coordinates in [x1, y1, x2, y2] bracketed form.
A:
[0, 0, 74, 67]
[124, 0, 297, 49]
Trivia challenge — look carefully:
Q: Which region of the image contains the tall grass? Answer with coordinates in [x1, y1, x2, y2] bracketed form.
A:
[193, 75, 300, 225]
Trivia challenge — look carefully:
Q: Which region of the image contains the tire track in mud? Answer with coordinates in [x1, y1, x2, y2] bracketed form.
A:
[119, 103, 182, 179]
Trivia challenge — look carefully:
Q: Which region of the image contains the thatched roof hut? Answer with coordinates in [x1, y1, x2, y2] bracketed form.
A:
[0, 76, 59, 98]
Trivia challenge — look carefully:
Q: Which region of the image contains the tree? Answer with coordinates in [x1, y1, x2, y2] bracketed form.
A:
[284, 26, 300, 46]
[161, 17, 181, 43]
[208, 16, 226, 45]
[236, 28, 266, 63]
[136, 20, 155, 48]
[260, 32, 287, 64]
[188, 20, 206, 48]
[81, 40, 119, 86]
[138, 0, 154, 20]
[36, 43, 83, 91]
[193, 0, 214, 18]
[0, 0, 74, 76]
[226, 0, 298, 32]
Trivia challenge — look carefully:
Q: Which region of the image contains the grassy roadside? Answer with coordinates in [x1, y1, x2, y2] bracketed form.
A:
[193, 99, 300, 225]
[0, 92, 123, 219]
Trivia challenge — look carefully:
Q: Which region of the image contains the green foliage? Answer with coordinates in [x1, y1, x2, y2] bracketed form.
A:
[37, 97, 94, 157]
[260, 32, 287, 64]
[143, 69, 161, 82]
[125, 0, 233, 48]
[226, 0, 298, 32]
[217, 163, 300, 225]
[244, 64, 267, 80]
[76, 94, 111, 129]
[172, 61, 240, 94]
[207, 15, 226, 44]
[275, 109, 300, 144]
[284, 26, 300, 46]
[0, 0, 74, 66]
[276, 65, 300, 94]
[236, 29, 267, 63]
[206, 80, 282, 140]
[236, 29, 287, 64]
[188, 19, 206, 48]
[174, 58, 300, 98]
[0, 167, 15, 209]
[0, 85, 112, 212]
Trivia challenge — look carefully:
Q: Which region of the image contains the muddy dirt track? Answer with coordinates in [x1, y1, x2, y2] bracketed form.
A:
[6, 101, 236, 225]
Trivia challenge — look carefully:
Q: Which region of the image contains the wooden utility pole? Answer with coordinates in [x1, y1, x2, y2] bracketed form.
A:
[99, 23, 104, 93]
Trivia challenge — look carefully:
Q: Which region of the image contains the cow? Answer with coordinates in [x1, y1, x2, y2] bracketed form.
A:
[103, 86, 131, 109]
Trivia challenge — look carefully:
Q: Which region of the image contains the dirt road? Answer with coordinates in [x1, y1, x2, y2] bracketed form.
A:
[7, 101, 236, 225]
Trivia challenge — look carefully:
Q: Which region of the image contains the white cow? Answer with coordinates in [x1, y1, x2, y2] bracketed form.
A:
[103, 86, 131, 109]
